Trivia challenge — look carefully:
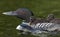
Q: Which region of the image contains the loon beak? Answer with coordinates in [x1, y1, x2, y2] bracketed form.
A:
[2, 11, 17, 15]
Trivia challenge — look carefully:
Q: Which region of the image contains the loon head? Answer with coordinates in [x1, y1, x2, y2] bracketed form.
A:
[2, 8, 34, 20]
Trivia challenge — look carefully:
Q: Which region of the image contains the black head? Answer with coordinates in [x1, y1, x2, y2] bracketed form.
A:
[2, 8, 34, 20]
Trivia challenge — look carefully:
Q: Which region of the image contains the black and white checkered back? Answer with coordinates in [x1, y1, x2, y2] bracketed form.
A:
[31, 23, 56, 31]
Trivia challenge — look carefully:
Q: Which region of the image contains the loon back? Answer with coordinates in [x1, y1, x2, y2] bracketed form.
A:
[31, 23, 59, 31]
